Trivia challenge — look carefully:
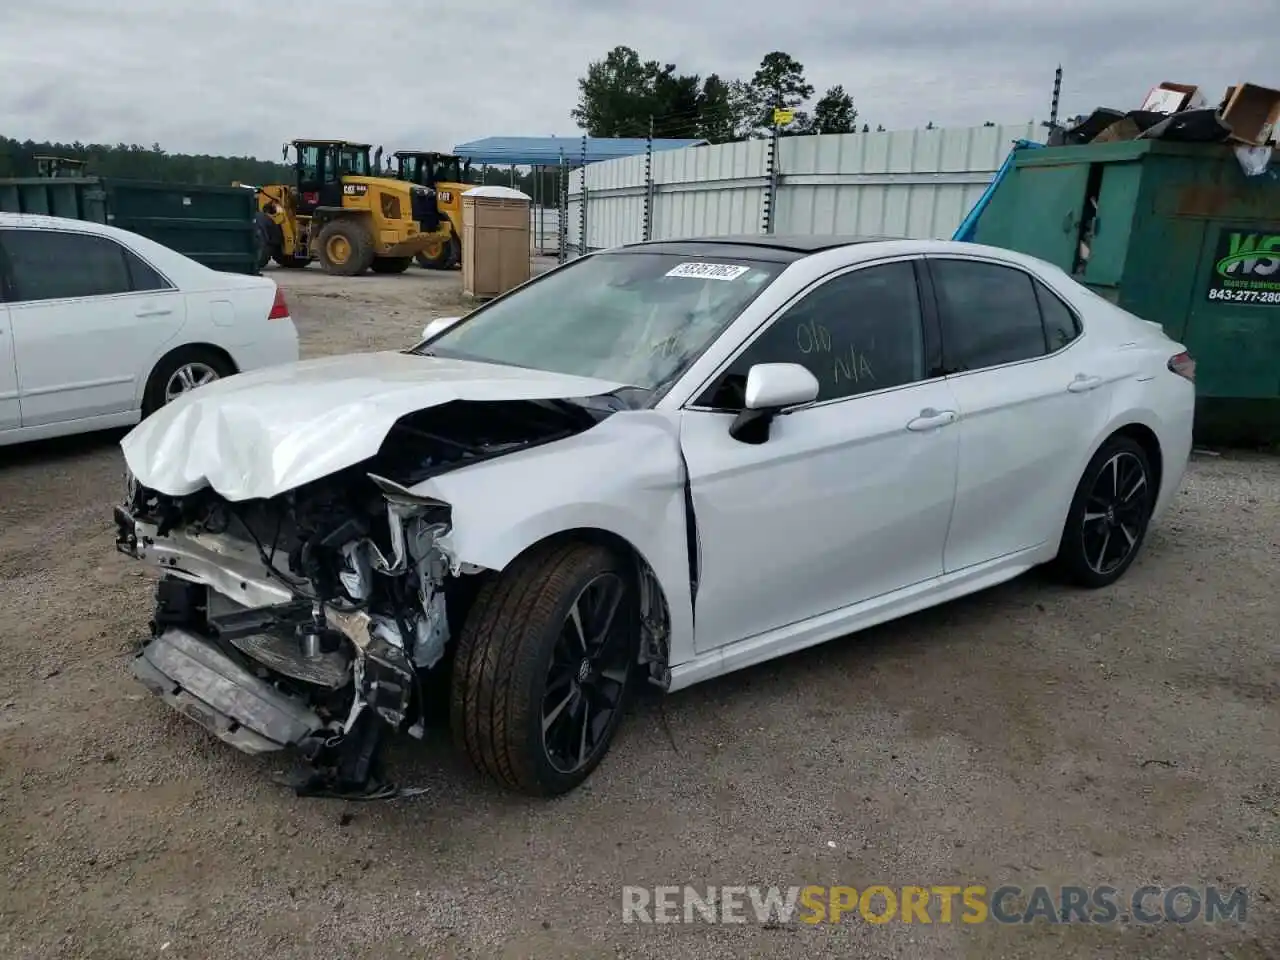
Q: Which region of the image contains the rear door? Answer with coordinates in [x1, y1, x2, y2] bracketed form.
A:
[0, 227, 185, 426]
[925, 255, 1118, 572]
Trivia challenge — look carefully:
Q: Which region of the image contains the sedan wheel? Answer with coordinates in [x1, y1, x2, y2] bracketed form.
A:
[450, 542, 639, 796]
[1056, 435, 1155, 588]
[541, 572, 632, 775]
[164, 361, 220, 404]
[142, 346, 235, 417]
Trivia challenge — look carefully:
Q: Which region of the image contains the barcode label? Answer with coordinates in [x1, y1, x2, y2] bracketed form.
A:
[665, 262, 750, 281]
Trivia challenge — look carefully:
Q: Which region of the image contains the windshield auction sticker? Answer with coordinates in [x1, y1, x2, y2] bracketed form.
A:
[665, 262, 751, 281]
[1207, 228, 1280, 305]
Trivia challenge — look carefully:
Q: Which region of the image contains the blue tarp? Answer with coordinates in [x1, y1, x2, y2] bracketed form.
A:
[451, 136, 707, 166]
[952, 139, 1044, 242]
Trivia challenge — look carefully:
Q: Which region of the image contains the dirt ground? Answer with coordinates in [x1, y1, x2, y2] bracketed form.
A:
[1, 263, 1277, 960]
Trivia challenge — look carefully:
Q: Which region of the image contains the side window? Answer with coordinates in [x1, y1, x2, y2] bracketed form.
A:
[3, 229, 132, 302]
[124, 249, 172, 292]
[930, 259, 1047, 371]
[699, 261, 926, 408]
[1033, 278, 1081, 351]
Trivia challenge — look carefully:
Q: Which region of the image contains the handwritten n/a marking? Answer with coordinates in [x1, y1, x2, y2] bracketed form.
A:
[833, 345, 875, 385]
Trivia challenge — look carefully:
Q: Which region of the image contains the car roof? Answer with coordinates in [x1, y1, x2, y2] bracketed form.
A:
[0, 211, 137, 238]
[609, 235, 904, 263]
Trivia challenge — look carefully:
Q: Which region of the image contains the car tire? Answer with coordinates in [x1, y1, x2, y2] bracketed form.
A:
[316, 220, 375, 276]
[415, 240, 452, 270]
[450, 541, 640, 796]
[142, 346, 235, 417]
[1054, 434, 1156, 589]
[253, 222, 271, 272]
[370, 256, 412, 274]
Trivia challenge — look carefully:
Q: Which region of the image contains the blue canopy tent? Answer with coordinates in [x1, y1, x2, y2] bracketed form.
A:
[451, 136, 707, 166]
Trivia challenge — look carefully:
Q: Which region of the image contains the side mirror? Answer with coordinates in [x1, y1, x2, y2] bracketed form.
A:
[744, 362, 820, 410]
[421, 315, 463, 341]
[729, 362, 819, 445]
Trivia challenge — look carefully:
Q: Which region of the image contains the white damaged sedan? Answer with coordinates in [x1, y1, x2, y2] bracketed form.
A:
[115, 236, 1196, 799]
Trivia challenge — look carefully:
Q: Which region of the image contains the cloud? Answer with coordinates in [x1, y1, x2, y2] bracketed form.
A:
[1, 0, 1274, 159]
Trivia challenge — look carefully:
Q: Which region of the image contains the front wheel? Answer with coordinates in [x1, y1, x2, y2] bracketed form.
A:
[1054, 435, 1156, 588]
[450, 542, 639, 796]
[316, 220, 375, 276]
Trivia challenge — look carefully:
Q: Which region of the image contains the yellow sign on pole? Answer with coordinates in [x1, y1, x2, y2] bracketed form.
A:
[773, 108, 795, 126]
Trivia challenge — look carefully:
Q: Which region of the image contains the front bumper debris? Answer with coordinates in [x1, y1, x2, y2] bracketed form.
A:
[131, 627, 324, 754]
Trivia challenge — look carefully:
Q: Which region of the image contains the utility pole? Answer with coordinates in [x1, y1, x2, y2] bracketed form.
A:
[643, 115, 654, 242]
[1049, 65, 1063, 130]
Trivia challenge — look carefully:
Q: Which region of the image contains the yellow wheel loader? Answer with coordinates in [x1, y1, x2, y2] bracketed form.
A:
[392, 150, 473, 270]
[250, 140, 451, 277]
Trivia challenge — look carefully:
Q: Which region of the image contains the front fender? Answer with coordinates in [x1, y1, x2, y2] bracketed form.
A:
[417, 410, 696, 665]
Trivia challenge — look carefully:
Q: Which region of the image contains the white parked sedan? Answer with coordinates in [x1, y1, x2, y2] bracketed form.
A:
[0, 212, 299, 445]
[114, 235, 1195, 800]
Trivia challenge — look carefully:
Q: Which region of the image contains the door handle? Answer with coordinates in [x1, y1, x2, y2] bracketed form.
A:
[135, 307, 173, 318]
[1068, 374, 1104, 393]
[907, 409, 957, 431]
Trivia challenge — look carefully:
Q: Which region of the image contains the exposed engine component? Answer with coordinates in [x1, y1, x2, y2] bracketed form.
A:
[115, 398, 610, 799]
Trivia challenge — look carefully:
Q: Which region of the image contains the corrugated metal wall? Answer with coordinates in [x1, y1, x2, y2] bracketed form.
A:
[564, 123, 1037, 253]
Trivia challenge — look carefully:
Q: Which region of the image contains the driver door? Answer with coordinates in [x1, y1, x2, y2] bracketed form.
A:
[678, 259, 961, 653]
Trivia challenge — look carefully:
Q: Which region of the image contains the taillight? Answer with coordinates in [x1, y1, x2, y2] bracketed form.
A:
[1168, 351, 1195, 383]
[268, 286, 289, 320]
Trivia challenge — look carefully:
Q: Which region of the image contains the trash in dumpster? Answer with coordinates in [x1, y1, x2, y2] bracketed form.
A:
[1219, 83, 1280, 146]
[1234, 145, 1274, 178]
[1048, 80, 1278, 151]
[1140, 82, 1208, 114]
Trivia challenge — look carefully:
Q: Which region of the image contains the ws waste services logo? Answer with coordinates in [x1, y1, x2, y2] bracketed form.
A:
[1207, 229, 1280, 305]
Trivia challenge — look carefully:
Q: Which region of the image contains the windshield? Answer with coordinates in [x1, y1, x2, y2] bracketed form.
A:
[416, 252, 785, 390]
[337, 145, 370, 176]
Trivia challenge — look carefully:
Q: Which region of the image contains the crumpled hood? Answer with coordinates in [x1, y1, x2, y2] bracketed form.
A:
[121, 351, 627, 501]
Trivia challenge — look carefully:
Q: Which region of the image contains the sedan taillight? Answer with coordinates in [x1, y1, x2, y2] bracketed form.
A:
[1168, 351, 1195, 383]
[268, 287, 290, 320]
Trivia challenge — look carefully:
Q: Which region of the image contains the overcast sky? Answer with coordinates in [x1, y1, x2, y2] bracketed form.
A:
[1, 0, 1274, 159]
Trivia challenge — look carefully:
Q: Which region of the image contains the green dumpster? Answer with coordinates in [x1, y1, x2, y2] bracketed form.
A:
[0, 176, 260, 275]
[971, 139, 1280, 445]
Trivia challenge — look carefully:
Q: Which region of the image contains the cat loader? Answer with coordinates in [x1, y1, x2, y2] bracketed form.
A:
[250, 139, 450, 276]
[392, 150, 473, 270]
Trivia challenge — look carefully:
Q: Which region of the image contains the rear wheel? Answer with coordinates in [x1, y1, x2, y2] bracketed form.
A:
[450, 542, 639, 796]
[1055, 435, 1156, 588]
[316, 219, 375, 276]
[142, 346, 234, 416]
[370, 256, 412, 274]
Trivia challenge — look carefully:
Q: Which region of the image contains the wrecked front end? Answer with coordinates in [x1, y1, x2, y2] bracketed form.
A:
[113, 399, 599, 799]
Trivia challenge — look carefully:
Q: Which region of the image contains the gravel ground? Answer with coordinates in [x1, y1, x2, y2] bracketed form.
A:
[1, 262, 1277, 959]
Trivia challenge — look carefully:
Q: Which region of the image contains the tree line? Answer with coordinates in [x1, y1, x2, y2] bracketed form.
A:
[0, 135, 560, 198]
[573, 48, 877, 143]
[0, 136, 293, 184]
